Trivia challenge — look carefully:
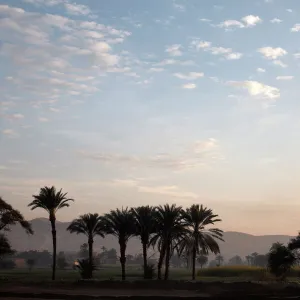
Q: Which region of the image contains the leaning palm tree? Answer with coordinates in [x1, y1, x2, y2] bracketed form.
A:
[131, 206, 156, 279]
[181, 204, 223, 280]
[67, 213, 104, 278]
[101, 208, 135, 281]
[28, 186, 74, 281]
[150, 204, 186, 280]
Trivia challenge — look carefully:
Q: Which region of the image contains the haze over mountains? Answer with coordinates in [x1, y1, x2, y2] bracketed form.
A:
[7, 218, 293, 260]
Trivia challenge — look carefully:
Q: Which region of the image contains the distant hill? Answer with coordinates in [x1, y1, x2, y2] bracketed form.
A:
[6, 218, 293, 260]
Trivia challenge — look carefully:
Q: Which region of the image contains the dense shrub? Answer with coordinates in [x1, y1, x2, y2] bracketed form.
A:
[144, 264, 156, 279]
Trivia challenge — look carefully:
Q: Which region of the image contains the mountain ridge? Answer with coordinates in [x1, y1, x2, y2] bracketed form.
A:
[6, 218, 295, 260]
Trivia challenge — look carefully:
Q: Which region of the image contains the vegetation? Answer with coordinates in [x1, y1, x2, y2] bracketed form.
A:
[101, 208, 136, 281]
[75, 258, 97, 279]
[67, 213, 105, 278]
[28, 186, 74, 280]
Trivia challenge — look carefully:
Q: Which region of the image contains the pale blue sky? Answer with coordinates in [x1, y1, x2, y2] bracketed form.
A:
[1, 0, 300, 234]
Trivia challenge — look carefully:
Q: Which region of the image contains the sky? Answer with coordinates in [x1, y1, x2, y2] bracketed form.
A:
[1, 0, 300, 235]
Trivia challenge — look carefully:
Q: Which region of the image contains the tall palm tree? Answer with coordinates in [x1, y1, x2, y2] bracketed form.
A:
[150, 204, 186, 280]
[216, 254, 224, 267]
[101, 208, 135, 281]
[131, 205, 156, 279]
[181, 204, 223, 280]
[67, 213, 104, 278]
[28, 186, 73, 280]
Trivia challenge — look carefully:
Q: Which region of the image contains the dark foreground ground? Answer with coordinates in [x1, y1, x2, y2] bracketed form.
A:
[2, 281, 300, 299]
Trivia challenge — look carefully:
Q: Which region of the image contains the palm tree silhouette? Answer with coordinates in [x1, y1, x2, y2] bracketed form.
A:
[101, 208, 135, 280]
[181, 204, 223, 280]
[67, 213, 104, 278]
[131, 205, 156, 279]
[28, 186, 73, 280]
[150, 204, 186, 280]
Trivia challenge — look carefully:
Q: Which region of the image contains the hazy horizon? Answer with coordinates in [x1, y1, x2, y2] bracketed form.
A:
[1, 0, 300, 236]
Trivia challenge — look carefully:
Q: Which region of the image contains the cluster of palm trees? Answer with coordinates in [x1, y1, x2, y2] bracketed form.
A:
[28, 186, 224, 281]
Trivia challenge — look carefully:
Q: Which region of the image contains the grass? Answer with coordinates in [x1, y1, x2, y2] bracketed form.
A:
[1, 265, 300, 283]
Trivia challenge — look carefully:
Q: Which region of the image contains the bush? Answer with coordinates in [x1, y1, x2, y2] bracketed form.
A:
[144, 264, 156, 279]
[76, 259, 97, 279]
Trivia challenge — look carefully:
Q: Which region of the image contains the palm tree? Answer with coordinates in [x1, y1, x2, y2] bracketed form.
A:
[131, 205, 156, 279]
[67, 213, 104, 278]
[101, 208, 135, 280]
[181, 204, 223, 280]
[28, 186, 74, 280]
[150, 204, 186, 280]
[197, 252, 208, 269]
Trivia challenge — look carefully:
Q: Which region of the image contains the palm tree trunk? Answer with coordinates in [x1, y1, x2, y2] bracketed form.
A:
[164, 243, 171, 280]
[88, 237, 93, 278]
[157, 246, 165, 280]
[142, 242, 147, 279]
[192, 245, 196, 280]
[50, 217, 56, 281]
[119, 243, 126, 281]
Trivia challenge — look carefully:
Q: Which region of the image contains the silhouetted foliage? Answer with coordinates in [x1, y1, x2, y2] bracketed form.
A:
[216, 255, 224, 267]
[67, 213, 104, 278]
[228, 255, 243, 266]
[28, 186, 74, 280]
[180, 204, 223, 279]
[76, 258, 97, 279]
[0, 197, 33, 234]
[197, 253, 209, 268]
[268, 242, 296, 279]
[131, 206, 156, 279]
[57, 251, 68, 269]
[144, 263, 156, 279]
[0, 234, 14, 258]
[102, 208, 136, 281]
[16, 250, 52, 267]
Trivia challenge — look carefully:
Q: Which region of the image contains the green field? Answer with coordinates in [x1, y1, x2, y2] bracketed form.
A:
[1, 265, 300, 283]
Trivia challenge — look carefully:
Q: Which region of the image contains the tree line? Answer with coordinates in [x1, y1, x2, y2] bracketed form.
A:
[1, 186, 223, 281]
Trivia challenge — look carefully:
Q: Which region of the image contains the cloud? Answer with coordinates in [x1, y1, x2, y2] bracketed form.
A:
[273, 60, 287, 68]
[2, 129, 18, 137]
[257, 68, 266, 73]
[270, 18, 282, 23]
[229, 80, 280, 100]
[241, 15, 262, 27]
[291, 24, 300, 32]
[218, 15, 262, 29]
[149, 67, 164, 72]
[38, 117, 49, 122]
[191, 40, 242, 60]
[174, 72, 204, 80]
[199, 18, 211, 22]
[258, 47, 287, 59]
[79, 138, 222, 171]
[10, 113, 24, 119]
[173, 3, 185, 12]
[276, 76, 294, 80]
[286, 8, 293, 13]
[165, 44, 183, 57]
[182, 83, 196, 89]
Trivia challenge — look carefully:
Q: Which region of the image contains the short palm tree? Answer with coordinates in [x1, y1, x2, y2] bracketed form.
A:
[131, 206, 156, 279]
[181, 204, 223, 280]
[67, 213, 105, 278]
[28, 186, 74, 280]
[150, 204, 186, 280]
[101, 208, 135, 280]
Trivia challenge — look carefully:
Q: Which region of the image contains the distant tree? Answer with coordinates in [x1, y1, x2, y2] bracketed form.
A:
[28, 186, 74, 280]
[215, 255, 224, 267]
[67, 213, 105, 278]
[268, 242, 296, 279]
[251, 252, 259, 266]
[209, 259, 217, 267]
[101, 208, 136, 280]
[197, 253, 208, 268]
[254, 254, 268, 267]
[0, 197, 33, 234]
[245, 255, 252, 266]
[229, 255, 243, 266]
[16, 250, 52, 268]
[26, 258, 35, 271]
[57, 251, 68, 269]
[288, 233, 300, 262]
